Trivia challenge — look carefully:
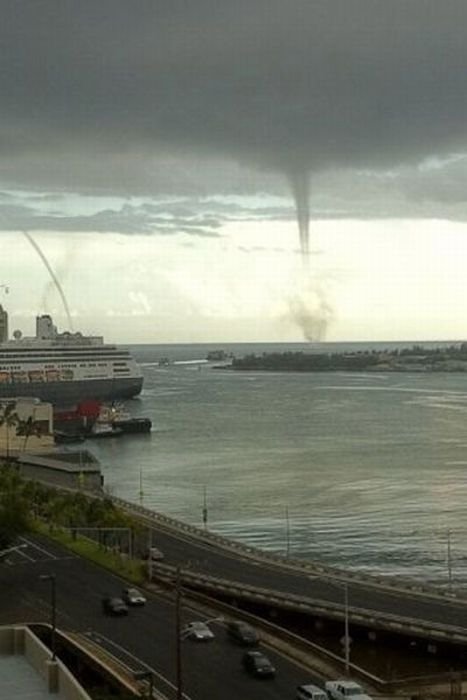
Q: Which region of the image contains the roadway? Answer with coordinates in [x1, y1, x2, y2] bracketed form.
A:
[0, 534, 324, 700]
[137, 518, 467, 634]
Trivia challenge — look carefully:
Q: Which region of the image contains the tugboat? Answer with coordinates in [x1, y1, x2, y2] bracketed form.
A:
[88, 422, 124, 439]
[100, 404, 152, 435]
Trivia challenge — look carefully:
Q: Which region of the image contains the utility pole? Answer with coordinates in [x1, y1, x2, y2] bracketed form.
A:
[447, 528, 453, 591]
[202, 485, 208, 530]
[175, 566, 183, 700]
[344, 582, 350, 674]
[147, 527, 153, 580]
[139, 466, 144, 505]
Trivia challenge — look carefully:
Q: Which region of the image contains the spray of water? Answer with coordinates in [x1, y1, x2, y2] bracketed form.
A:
[288, 285, 333, 342]
[22, 231, 73, 330]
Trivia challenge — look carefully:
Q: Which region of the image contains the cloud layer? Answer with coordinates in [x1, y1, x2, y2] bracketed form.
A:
[2, 1, 467, 203]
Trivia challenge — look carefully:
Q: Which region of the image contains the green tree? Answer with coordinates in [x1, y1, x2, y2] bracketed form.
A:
[0, 467, 30, 548]
[0, 402, 20, 461]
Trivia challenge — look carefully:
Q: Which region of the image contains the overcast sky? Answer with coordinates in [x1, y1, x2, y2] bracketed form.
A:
[2, 1, 467, 343]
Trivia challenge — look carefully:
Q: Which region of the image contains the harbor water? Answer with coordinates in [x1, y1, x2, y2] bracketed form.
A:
[88, 342, 467, 589]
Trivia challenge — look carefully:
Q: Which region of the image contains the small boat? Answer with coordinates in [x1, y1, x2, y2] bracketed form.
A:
[87, 423, 123, 439]
[99, 403, 152, 434]
[206, 350, 229, 361]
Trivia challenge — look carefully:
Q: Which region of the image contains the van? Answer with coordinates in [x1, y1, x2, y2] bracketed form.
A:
[297, 685, 329, 700]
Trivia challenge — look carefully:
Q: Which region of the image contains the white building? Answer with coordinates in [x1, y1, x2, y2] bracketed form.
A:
[0, 397, 54, 457]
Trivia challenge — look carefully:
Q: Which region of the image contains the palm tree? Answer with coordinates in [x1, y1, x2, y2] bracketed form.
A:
[16, 411, 43, 453]
[0, 402, 20, 461]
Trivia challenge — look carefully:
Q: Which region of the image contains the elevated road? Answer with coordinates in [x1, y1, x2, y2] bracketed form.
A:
[110, 496, 467, 644]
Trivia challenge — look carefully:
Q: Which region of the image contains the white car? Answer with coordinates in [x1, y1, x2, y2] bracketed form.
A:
[297, 684, 329, 700]
[182, 621, 215, 641]
[147, 546, 164, 561]
[122, 587, 147, 606]
[325, 680, 372, 700]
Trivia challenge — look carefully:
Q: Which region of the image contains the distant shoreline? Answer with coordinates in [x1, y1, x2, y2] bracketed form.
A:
[217, 344, 467, 373]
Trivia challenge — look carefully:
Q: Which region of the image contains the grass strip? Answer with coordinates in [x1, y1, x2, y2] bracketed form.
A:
[34, 520, 145, 584]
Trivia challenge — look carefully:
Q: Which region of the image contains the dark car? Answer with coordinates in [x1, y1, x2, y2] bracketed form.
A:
[102, 596, 129, 616]
[242, 650, 276, 678]
[227, 620, 259, 646]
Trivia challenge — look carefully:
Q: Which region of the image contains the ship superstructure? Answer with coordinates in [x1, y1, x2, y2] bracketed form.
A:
[0, 307, 143, 406]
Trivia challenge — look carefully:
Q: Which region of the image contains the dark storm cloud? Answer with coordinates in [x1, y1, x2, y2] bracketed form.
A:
[2, 1, 467, 204]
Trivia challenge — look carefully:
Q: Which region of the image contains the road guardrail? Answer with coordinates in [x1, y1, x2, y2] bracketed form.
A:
[148, 561, 467, 645]
[109, 494, 467, 605]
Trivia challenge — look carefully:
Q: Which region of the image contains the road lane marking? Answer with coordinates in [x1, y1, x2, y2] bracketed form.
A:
[16, 548, 36, 562]
[19, 537, 59, 560]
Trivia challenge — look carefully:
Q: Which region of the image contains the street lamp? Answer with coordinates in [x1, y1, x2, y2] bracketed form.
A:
[39, 574, 57, 661]
[343, 582, 350, 674]
[133, 670, 154, 699]
[314, 575, 350, 674]
[202, 486, 208, 530]
[447, 528, 453, 591]
[285, 506, 291, 557]
[139, 466, 144, 505]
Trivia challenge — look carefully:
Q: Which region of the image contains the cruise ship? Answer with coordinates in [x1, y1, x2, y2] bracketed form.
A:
[0, 306, 143, 406]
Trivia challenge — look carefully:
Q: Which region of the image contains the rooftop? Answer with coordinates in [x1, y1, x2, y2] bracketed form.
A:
[0, 654, 64, 699]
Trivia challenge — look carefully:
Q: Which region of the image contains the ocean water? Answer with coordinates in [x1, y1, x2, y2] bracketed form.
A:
[89, 342, 467, 588]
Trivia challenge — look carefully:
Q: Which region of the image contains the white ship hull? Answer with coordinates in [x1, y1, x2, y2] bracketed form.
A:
[0, 309, 144, 407]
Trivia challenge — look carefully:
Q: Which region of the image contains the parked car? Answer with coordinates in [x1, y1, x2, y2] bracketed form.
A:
[297, 684, 329, 700]
[325, 681, 372, 700]
[102, 596, 129, 616]
[226, 620, 259, 646]
[122, 587, 146, 606]
[242, 650, 276, 678]
[182, 621, 215, 641]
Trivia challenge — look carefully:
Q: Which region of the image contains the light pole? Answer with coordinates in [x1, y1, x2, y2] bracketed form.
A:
[317, 575, 350, 674]
[139, 466, 144, 505]
[39, 574, 56, 661]
[447, 528, 453, 591]
[175, 566, 183, 700]
[202, 486, 208, 530]
[343, 582, 350, 674]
